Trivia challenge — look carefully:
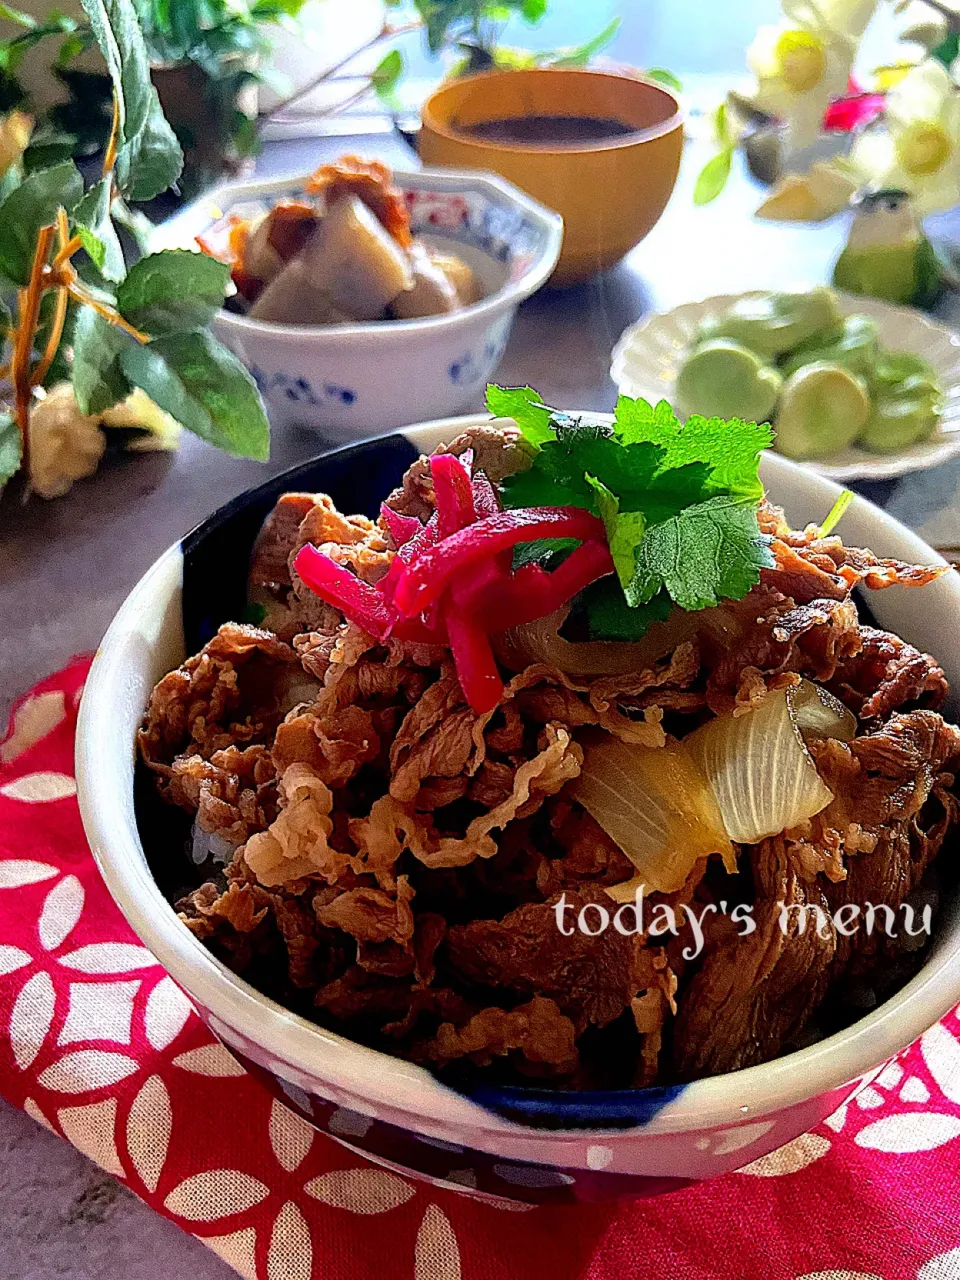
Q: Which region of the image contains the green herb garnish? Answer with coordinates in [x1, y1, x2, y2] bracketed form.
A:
[486, 386, 775, 639]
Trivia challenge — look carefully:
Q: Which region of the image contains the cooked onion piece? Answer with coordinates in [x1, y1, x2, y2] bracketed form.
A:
[685, 680, 849, 844]
[569, 735, 735, 894]
[789, 679, 857, 742]
[496, 602, 743, 678]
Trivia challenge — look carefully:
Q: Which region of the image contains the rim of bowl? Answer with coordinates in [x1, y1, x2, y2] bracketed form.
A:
[151, 166, 564, 343]
[76, 416, 960, 1142]
[420, 67, 684, 156]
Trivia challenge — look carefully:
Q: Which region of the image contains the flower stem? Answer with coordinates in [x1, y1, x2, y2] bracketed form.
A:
[66, 281, 149, 344]
[12, 222, 56, 485]
[102, 93, 121, 180]
[31, 208, 71, 389]
[261, 20, 421, 121]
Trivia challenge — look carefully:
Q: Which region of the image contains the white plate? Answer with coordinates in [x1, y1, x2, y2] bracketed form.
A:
[610, 291, 960, 482]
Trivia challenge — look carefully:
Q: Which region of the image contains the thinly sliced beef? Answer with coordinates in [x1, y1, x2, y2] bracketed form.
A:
[827, 627, 948, 721]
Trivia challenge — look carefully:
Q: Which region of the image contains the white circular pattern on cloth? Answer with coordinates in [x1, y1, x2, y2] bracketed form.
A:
[919, 1247, 960, 1279]
[203, 1228, 259, 1280]
[268, 1201, 313, 1280]
[164, 1169, 272, 1221]
[0, 771, 76, 802]
[269, 1097, 314, 1173]
[738, 1133, 832, 1177]
[127, 1074, 172, 1194]
[855, 1112, 960, 1152]
[923, 1022, 960, 1104]
[415, 1204, 461, 1280]
[0, 689, 65, 762]
[57, 1097, 124, 1176]
[173, 1042, 247, 1077]
[304, 1168, 416, 1214]
[38, 875, 84, 951]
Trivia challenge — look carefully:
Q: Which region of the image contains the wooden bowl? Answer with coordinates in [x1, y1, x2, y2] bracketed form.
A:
[419, 67, 684, 286]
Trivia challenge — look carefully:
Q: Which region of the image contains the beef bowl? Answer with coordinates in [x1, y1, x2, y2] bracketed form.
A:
[150, 164, 562, 438]
[76, 412, 960, 1204]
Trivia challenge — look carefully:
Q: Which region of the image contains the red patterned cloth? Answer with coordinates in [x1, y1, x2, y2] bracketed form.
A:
[3, 659, 960, 1279]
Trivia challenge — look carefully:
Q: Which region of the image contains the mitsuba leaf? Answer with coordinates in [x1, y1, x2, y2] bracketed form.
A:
[573, 578, 674, 641]
[626, 495, 774, 611]
[119, 329, 270, 460]
[0, 410, 21, 487]
[0, 159, 82, 283]
[73, 178, 125, 282]
[72, 306, 131, 413]
[116, 249, 231, 335]
[485, 383, 555, 446]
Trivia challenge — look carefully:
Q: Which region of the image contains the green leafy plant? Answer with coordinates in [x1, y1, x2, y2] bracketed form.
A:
[0, 0, 308, 190]
[0, 0, 270, 498]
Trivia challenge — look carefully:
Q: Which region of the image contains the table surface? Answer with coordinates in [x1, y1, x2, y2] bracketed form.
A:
[5, 121, 960, 1276]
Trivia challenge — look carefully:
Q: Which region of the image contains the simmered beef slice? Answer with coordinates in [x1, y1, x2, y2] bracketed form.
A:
[673, 710, 960, 1077]
[382, 424, 529, 521]
[249, 492, 320, 590]
[672, 842, 838, 1078]
[445, 890, 653, 1031]
[139, 623, 301, 771]
[826, 628, 947, 721]
[817, 711, 960, 966]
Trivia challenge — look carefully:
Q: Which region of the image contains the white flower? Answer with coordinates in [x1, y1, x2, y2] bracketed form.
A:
[99, 387, 182, 452]
[756, 158, 857, 220]
[28, 383, 105, 500]
[850, 57, 960, 213]
[0, 110, 31, 179]
[747, 0, 877, 150]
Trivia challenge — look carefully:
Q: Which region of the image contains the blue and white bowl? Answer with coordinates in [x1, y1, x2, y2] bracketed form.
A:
[152, 169, 563, 438]
[76, 417, 960, 1204]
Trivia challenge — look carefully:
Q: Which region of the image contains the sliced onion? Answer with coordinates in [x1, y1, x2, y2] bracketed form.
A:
[685, 680, 849, 845]
[790, 679, 857, 743]
[569, 734, 735, 894]
[495, 602, 744, 678]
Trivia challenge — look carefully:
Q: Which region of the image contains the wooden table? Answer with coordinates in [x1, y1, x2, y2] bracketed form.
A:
[3, 125, 960, 1279]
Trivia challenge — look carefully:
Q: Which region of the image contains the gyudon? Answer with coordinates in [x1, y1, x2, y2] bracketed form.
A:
[139, 389, 960, 1088]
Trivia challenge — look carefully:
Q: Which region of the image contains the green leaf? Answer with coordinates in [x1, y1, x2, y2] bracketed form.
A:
[80, 0, 182, 200]
[0, 159, 82, 283]
[574, 577, 674, 641]
[79, 0, 152, 145]
[73, 178, 124, 282]
[485, 383, 556, 446]
[72, 306, 131, 413]
[114, 86, 182, 201]
[521, 0, 547, 21]
[645, 67, 682, 92]
[614, 396, 772, 501]
[818, 488, 854, 538]
[626, 495, 773, 611]
[586, 474, 646, 593]
[116, 249, 231, 336]
[119, 329, 270, 460]
[693, 147, 732, 206]
[547, 17, 620, 66]
[76, 224, 106, 269]
[0, 4, 37, 27]
[511, 536, 578, 570]
[0, 409, 21, 487]
[371, 47, 403, 96]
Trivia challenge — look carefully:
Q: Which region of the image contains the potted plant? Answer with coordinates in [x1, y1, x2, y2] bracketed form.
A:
[0, 0, 309, 196]
[0, 0, 271, 501]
